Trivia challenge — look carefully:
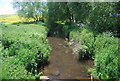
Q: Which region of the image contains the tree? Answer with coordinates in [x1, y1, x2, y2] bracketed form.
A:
[88, 2, 118, 33]
[67, 2, 92, 23]
[68, 2, 119, 33]
[13, 2, 47, 22]
[46, 2, 74, 37]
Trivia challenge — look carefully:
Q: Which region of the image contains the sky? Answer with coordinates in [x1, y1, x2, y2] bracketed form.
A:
[0, 0, 17, 15]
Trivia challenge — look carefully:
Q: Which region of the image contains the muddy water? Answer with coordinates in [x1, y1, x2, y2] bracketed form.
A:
[42, 37, 94, 80]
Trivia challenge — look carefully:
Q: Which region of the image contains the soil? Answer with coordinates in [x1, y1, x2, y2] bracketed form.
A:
[42, 37, 94, 80]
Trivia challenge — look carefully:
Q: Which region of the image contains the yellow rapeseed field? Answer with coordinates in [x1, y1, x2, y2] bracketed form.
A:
[0, 15, 34, 24]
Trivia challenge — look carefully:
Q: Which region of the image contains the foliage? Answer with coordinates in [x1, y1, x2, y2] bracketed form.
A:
[89, 3, 118, 33]
[46, 2, 73, 37]
[1, 23, 51, 79]
[93, 34, 120, 80]
[80, 28, 94, 58]
[47, 2, 72, 25]
[94, 34, 118, 54]
[1, 57, 33, 79]
[67, 2, 119, 33]
[43, 2, 119, 80]
[67, 2, 92, 23]
[12, 2, 119, 36]
[63, 23, 81, 38]
[46, 2, 119, 36]
[70, 28, 95, 59]
[13, 2, 47, 22]
[5, 1, 120, 80]
[95, 44, 120, 79]
[69, 27, 120, 80]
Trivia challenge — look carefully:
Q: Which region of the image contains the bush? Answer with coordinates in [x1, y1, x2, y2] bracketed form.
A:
[1, 23, 51, 79]
[70, 29, 81, 40]
[94, 34, 120, 80]
[69, 28, 95, 59]
[95, 44, 120, 79]
[69, 27, 119, 80]
[80, 28, 95, 58]
[94, 34, 118, 54]
[1, 57, 34, 79]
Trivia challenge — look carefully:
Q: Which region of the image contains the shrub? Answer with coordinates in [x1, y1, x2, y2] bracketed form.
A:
[69, 27, 119, 80]
[80, 28, 95, 58]
[1, 57, 34, 79]
[69, 29, 81, 40]
[95, 44, 120, 79]
[94, 34, 119, 80]
[69, 28, 95, 59]
[94, 34, 118, 54]
[1, 23, 51, 79]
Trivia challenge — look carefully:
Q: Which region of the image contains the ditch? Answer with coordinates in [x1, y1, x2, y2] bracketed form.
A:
[41, 37, 94, 80]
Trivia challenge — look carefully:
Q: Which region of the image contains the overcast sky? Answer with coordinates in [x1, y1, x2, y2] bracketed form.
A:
[0, 0, 17, 15]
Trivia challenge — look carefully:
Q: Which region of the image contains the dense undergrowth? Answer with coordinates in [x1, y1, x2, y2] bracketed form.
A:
[69, 25, 120, 80]
[0, 22, 51, 79]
